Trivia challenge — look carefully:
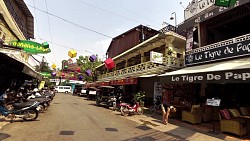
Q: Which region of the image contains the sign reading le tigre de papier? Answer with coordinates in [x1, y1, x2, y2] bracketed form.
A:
[168, 69, 250, 83]
[185, 34, 250, 66]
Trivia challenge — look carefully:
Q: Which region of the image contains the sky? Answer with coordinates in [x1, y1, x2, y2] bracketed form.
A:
[23, 0, 189, 68]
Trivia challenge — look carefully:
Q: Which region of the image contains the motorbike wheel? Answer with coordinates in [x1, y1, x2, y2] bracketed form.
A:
[120, 106, 129, 116]
[137, 107, 144, 115]
[96, 100, 100, 106]
[37, 104, 45, 113]
[23, 109, 38, 121]
[149, 106, 157, 114]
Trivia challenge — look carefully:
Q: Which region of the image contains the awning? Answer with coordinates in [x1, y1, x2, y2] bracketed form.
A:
[139, 74, 158, 78]
[0, 48, 43, 80]
[159, 57, 250, 83]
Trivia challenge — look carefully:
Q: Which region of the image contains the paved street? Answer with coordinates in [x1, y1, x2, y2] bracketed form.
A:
[0, 93, 184, 141]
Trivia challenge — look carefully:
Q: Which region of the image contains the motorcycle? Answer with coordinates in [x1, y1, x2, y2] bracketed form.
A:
[0, 93, 39, 122]
[107, 95, 116, 110]
[119, 100, 143, 116]
[113, 94, 123, 111]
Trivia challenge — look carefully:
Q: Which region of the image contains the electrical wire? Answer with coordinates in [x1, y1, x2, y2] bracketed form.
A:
[27, 4, 113, 39]
[102, 0, 159, 29]
[72, 0, 160, 30]
[44, 0, 57, 63]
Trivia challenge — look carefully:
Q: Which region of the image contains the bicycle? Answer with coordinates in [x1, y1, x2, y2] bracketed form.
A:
[149, 97, 162, 115]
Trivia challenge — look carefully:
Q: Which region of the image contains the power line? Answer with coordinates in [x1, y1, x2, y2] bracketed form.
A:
[72, 0, 160, 30]
[27, 4, 113, 39]
[44, 0, 57, 63]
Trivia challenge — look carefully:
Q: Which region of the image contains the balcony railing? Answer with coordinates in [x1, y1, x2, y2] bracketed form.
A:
[98, 56, 184, 81]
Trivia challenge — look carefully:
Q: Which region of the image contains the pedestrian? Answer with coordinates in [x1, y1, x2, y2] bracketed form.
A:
[161, 103, 176, 125]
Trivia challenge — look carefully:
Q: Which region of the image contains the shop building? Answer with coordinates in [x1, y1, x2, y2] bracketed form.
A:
[159, 0, 250, 138]
[93, 24, 186, 104]
[0, 0, 42, 93]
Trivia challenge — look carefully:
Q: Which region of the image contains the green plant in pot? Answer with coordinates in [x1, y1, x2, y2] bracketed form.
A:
[134, 91, 145, 107]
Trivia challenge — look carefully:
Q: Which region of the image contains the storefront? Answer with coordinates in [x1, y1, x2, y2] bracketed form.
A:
[0, 49, 42, 94]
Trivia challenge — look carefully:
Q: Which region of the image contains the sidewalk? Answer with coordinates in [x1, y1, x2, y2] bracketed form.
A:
[116, 109, 248, 141]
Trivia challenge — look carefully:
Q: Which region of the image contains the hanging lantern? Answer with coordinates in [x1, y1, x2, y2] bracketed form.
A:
[64, 65, 68, 69]
[52, 64, 56, 69]
[71, 73, 74, 77]
[89, 55, 97, 62]
[79, 75, 84, 80]
[76, 68, 81, 73]
[68, 49, 77, 58]
[51, 72, 56, 77]
[61, 73, 65, 77]
[85, 69, 92, 76]
[104, 58, 115, 70]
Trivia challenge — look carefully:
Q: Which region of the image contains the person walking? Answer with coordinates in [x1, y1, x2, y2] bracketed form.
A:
[161, 103, 176, 125]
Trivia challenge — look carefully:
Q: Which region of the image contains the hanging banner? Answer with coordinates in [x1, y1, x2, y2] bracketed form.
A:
[186, 28, 194, 52]
[153, 82, 162, 102]
[9, 40, 51, 54]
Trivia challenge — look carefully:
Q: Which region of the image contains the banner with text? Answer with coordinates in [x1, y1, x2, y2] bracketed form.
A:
[185, 33, 250, 66]
[160, 68, 250, 83]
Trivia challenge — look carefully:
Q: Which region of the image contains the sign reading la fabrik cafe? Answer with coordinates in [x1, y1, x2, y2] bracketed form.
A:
[9, 40, 51, 54]
[185, 33, 250, 66]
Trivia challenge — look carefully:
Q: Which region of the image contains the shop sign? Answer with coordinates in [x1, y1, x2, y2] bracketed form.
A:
[206, 98, 221, 106]
[184, 0, 215, 20]
[185, 33, 250, 66]
[178, 0, 242, 31]
[109, 78, 137, 85]
[162, 68, 250, 83]
[150, 51, 163, 64]
[215, 0, 237, 7]
[9, 40, 51, 54]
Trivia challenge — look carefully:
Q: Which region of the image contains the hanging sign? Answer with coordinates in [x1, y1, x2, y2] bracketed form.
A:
[150, 51, 163, 64]
[215, 0, 237, 7]
[9, 40, 51, 54]
[206, 98, 221, 106]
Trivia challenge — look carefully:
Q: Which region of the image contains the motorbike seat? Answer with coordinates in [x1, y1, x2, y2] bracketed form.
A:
[12, 102, 35, 109]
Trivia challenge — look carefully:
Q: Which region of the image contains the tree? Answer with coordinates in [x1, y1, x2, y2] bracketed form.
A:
[76, 55, 102, 82]
[35, 61, 52, 73]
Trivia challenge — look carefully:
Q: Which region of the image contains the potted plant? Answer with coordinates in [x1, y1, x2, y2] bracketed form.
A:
[134, 91, 145, 107]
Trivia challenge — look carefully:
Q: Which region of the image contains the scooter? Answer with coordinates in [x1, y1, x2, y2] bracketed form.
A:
[0, 94, 39, 122]
[119, 100, 143, 116]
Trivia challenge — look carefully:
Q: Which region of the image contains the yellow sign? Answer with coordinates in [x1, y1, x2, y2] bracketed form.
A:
[38, 81, 45, 89]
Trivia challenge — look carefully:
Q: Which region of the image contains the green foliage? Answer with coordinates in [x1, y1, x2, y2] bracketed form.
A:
[35, 61, 52, 73]
[76, 55, 102, 82]
[134, 91, 145, 107]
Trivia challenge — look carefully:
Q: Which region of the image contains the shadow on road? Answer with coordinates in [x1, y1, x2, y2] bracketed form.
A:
[0, 133, 11, 140]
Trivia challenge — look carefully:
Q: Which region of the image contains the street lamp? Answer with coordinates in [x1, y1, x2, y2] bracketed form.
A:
[170, 12, 177, 32]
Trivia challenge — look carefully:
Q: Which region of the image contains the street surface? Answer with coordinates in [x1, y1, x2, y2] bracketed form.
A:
[0, 93, 184, 141]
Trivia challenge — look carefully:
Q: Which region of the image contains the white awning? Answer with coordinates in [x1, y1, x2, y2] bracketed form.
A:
[159, 57, 250, 77]
[139, 74, 158, 78]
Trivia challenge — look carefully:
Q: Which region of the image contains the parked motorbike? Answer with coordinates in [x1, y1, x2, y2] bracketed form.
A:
[113, 94, 123, 111]
[119, 100, 143, 116]
[0, 93, 39, 122]
[107, 95, 116, 110]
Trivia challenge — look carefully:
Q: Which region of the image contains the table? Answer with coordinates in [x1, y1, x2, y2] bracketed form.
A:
[239, 115, 250, 138]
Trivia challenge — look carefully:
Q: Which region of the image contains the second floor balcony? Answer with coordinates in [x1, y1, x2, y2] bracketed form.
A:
[98, 56, 184, 81]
